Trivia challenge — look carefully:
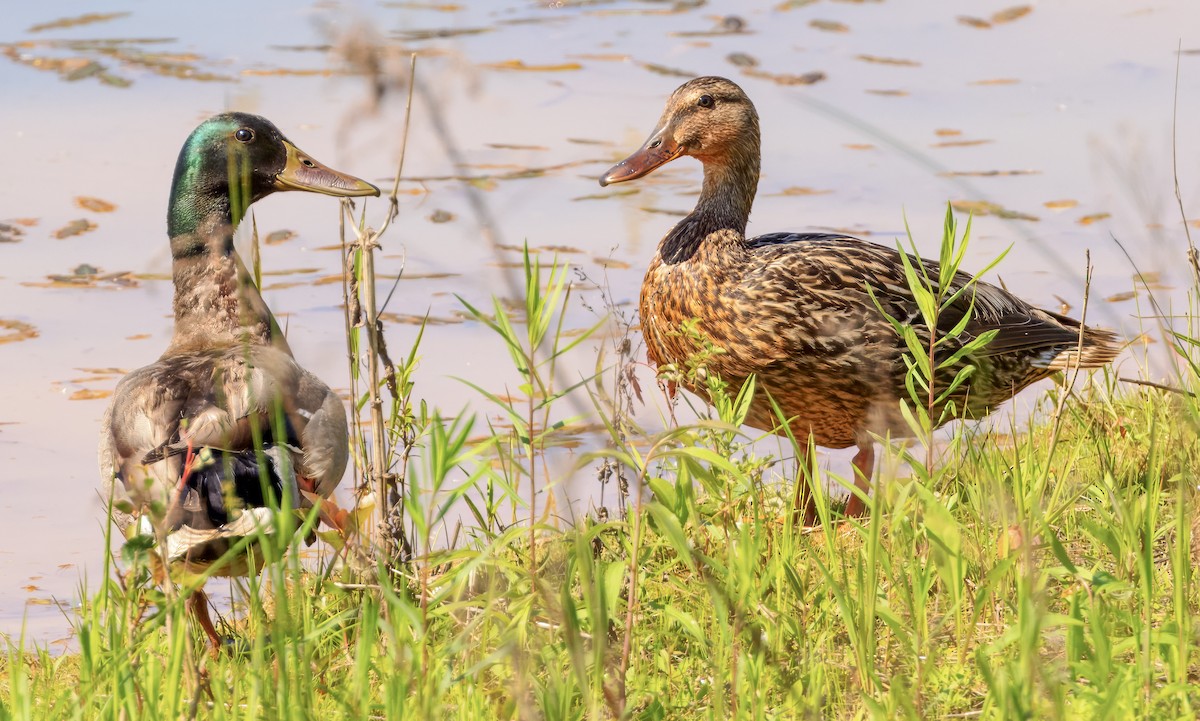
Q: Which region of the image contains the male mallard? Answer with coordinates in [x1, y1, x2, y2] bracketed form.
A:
[600, 76, 1119, 517]
[98, 113, 378, 648]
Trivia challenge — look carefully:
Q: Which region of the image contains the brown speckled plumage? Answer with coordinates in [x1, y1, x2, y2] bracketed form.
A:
[602, 76, 1120, 516]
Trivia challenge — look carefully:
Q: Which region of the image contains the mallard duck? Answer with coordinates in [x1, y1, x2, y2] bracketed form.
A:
[98, 112, 379, 648]
[600, 76, 1119, 518]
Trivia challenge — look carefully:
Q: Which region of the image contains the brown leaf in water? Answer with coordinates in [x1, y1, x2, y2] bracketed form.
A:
[538, 245, 586, 254]
[640, 207, 689, 217]
[638, 61, 695, 78]
[76, 367, 126, 375]
[940, 169, 1040, 177]
[992, 5, 1032, 24]
[486, 143, 549, 151]
[567, 137, 613, 146]
[241, 68, 338, 77]
[574, 188, 638, 201]
[776, 0, 818, 8]
[70, 389, 112, 401]
[28, 12, 130, 33]
[727, 52, 758, 68]
[1043, 199, 1078, 210]
[54, 219, 97, 239]
[950, 200, 1038, 221]
[429, 209, 455, 223]
[126, 333, 151, 340]
[744, 68, 826, 86]
[970, 78, 1020, 86]
[75, 196, 116, 213]
[13, 218, 38, 226]
[395, 26, 490, 41]
[957, 16, 991, 29]
[0, 319, 39, 345]
[935, 128, 962, 137]
[844, 143, 876, 150]
[265, 229, 296, 245]
[1104, 291, 1136, 303]
[771, 186, 833, 196]
[22, 585, 40, 592]
[856, 54, 920, 67]
[809, 19, 849, 33]
[1078, 213, 1111, 225]
[931, 139, 993, 148]
[866, 89, 908, 97]
[0, 223, 25, 243]
[483, 59, 582, 72]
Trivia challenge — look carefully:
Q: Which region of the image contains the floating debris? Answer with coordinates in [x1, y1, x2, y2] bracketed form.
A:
[28, 12, 130, 33]
[0, 223, 25, 243]
[1043, 199, 1078, 210]
[486, 143, 549, 151]
[856, 54, 920, 67]
[931, 139, 993, 148]
[743, 68, 826, 86]
[809, 19, 850, 33]
[640, 207, 689, 217]
[573, 188, 638, 201]
[1104, 290, 1136, 303]
[970, 78, 1020, 86]
[1078, 212, 1111, 225]
[69, 389, 112, 401]
[75, 196, 116, 213]
[957, 16, 992, 29]
[769, 186, 833, 197]
[844, 143, 876, 150]
[672, 15, 749, 37]
[992, 5, 1033, 24]
[726, 52, 758, 68]
[429, 209, 455, 223]
[394, 26, 490, 41]
[638, 61, 695, 78]
[939, 169, 1040, 177]
[935, 128, 962, 137]
[265, 229, 297, 245]
[482, 59, 582, 72]
[54, 219, 97, 239]
[33, 264, 138, 289]
[866, 89, 908, 97]
[950, 200, 1038, 221]
[0, 319, 38, 345]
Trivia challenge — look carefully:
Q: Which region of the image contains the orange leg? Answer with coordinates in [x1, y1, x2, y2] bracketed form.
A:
[189, 589, 223, 654]
[843, 442, 875, 518]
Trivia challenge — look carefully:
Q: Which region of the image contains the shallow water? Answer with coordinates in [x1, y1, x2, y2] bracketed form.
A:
[2, 0, 1199, 644]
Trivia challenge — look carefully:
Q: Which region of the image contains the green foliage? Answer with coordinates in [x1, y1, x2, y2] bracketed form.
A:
[5, 239, 1200, 721]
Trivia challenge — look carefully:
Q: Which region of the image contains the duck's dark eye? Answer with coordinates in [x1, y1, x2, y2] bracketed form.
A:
[234, 128, 254, 143]
[697, 94, 715, 109]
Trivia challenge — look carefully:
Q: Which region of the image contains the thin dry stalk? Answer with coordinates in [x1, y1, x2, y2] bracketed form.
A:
[340, 53, 419, 562]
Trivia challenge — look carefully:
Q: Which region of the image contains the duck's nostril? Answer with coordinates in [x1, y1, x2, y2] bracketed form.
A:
[301, 158, 315, 168]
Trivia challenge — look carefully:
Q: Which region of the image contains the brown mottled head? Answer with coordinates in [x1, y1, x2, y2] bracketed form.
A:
[600, 76, 760, 187]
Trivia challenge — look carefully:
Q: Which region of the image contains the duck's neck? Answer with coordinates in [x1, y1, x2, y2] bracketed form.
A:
[659, 139, 760, 264]
[165, 180, 284, 352]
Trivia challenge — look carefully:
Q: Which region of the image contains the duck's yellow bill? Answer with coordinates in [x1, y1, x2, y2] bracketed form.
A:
[274, 141, 380, 198]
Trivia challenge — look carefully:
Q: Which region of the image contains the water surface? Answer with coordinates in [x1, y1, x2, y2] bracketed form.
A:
[2, 0, 1199, 644]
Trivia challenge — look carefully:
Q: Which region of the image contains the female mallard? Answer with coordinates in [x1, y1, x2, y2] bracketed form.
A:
[600, 76, 1119, 518]
[98, 113, 378, 648]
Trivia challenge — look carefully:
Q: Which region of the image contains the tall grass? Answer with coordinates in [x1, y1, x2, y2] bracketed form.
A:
[3, 206, 1200, 720]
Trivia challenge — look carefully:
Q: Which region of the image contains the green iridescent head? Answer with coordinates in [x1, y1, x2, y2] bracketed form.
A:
[167, 112, 379, 240]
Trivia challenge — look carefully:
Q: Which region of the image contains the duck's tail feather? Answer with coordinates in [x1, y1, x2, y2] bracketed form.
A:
[1037, 324, 1122, 371]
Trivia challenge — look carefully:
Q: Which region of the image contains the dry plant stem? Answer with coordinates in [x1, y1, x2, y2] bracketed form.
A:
[1171, 42, 1199, 287]
[339, 208, 365, 495]
[1046, 253, 1094, 459]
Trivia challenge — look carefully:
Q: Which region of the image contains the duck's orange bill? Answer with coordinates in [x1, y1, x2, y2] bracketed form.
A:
[599, 132, 683, 187]
[274, 140, 380, 198]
